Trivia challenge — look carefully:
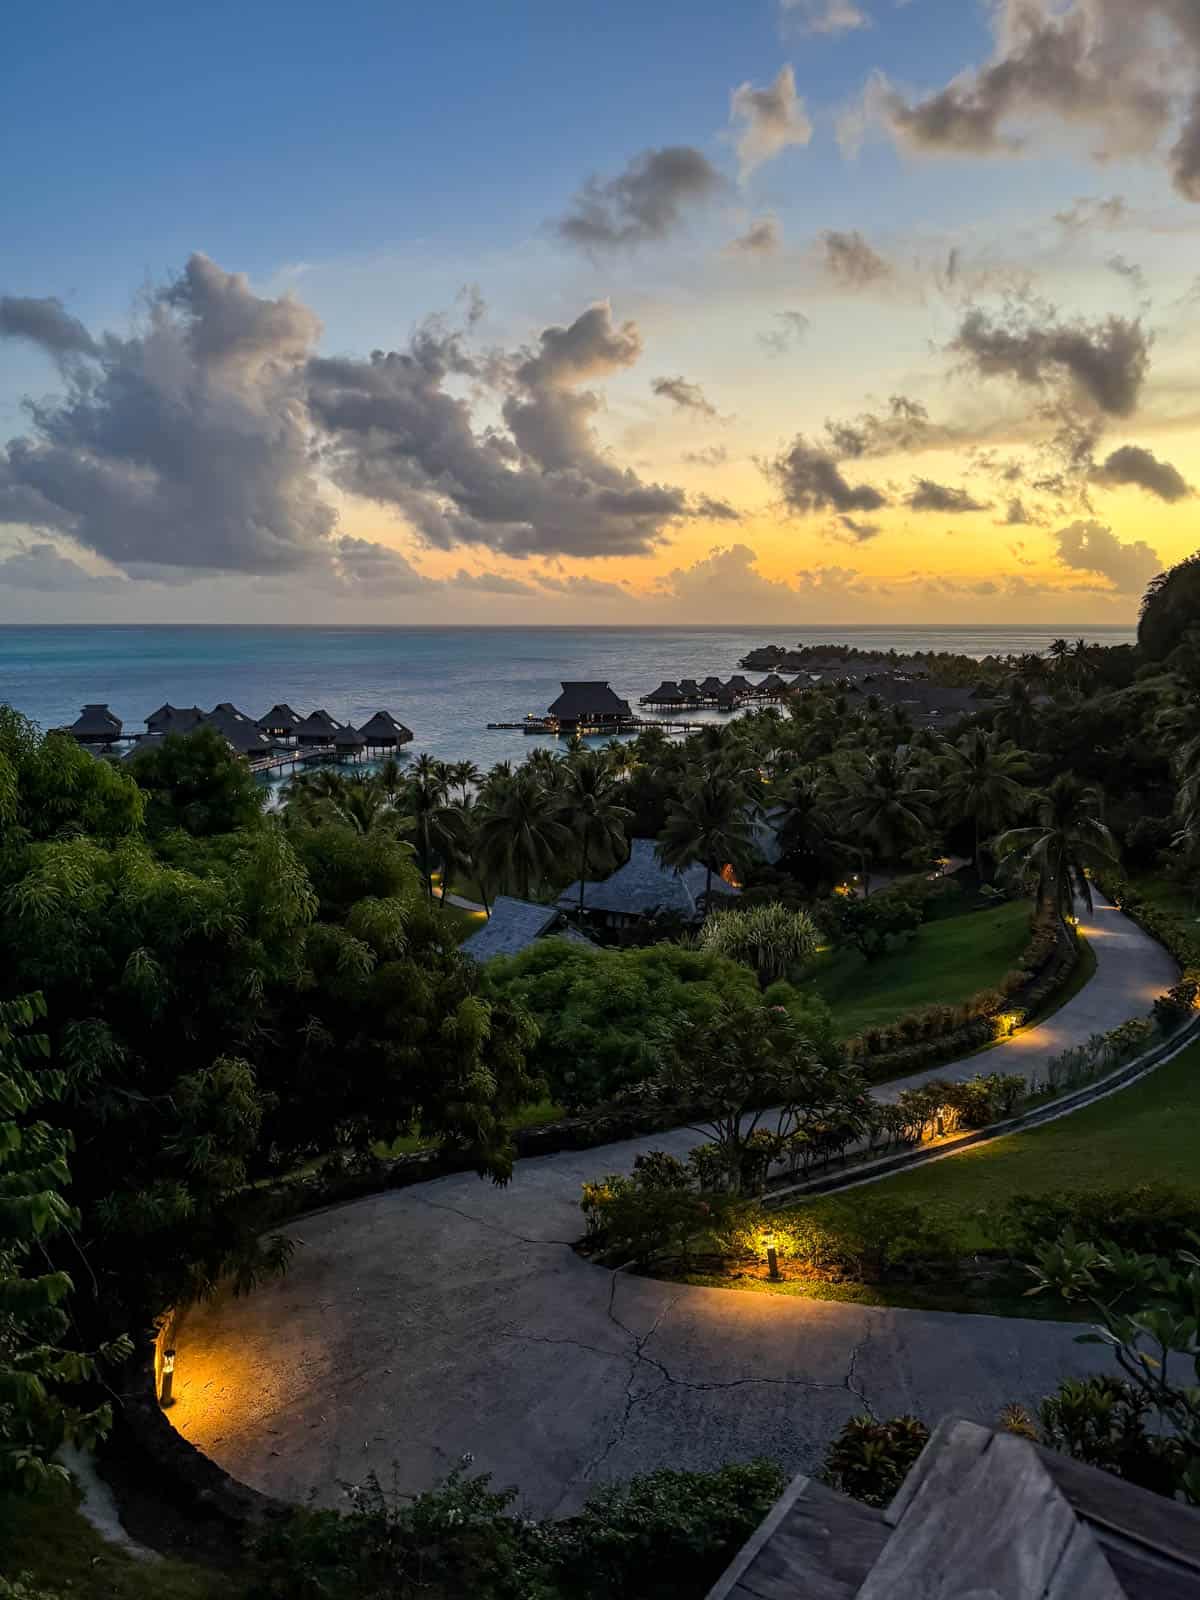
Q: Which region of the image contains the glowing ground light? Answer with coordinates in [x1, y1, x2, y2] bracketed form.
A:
[762, 1231, 781, 1281]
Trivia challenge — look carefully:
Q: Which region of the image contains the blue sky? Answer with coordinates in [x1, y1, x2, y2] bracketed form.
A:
[2, 0, 1199, 623]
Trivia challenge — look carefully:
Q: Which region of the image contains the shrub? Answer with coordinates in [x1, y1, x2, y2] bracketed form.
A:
[1036, 1377, 1184, 1500]
[821, 1414, 930, 1507]
[1000, 1184, 1200, 1259]
[1154, 979, 1199, 1032]
[581, 1156, 739, 1264]
[724, 1197, 962, 1283]
[699, 902, 820, 985]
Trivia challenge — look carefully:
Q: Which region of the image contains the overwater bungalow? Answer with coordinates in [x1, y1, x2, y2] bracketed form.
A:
[68, 704, 123, 745]
[145, 703, 204, 736]
[546, 681, 632, 733]
[257, 703, 302, 739]
[725, 675, 754, 696]
[699, 676, 724, 697]
[205, 703, 272, 757]
[678, 678, 701, 698]
[460, 895, 593, 964]
[641, 680, 687, 707]
[294, 709, 339, 747]
[557, 838, 740, 929]
[333, 723, 367, 759]
[358, 710, 414, 749]
[755, 673, 788, 696]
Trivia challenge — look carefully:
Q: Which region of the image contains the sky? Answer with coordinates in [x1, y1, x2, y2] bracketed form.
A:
[2, 0, 1199, 625]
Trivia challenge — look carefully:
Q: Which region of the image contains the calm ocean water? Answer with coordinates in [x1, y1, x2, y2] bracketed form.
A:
[0, 624, 1137, 769]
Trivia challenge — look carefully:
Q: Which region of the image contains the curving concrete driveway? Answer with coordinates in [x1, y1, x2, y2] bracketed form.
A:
[169, 896, 1175, 1517]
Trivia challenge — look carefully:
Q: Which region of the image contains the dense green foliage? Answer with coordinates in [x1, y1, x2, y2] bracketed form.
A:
[127, 726, 265, 836]
[822, 1415, 930, 1508]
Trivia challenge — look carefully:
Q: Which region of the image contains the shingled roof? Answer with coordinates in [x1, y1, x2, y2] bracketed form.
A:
[69, 704, 123, 742]
[358, 710, 414, 744]
[558, 838, 740, 921]
[546, 682, 632, 722]
[459, 896, 594, 963]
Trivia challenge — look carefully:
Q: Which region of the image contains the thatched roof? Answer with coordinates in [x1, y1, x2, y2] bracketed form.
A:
[334, 723, 366, 750]
[358, 710, 414, 743]
[558, 838, 740, 921]
[725, 676, 753, 693]
[294, 710, 338, 740]
[678, 678, 700, 694]
[257, 703, 301, 732]
[547, 681, 632, 721]
[204, 705, 272, 756]
[460, 895, 589, 963]
[641, 680, 684, 704]
[146, 704, 204, 734]
[699, 676, 724, 696]
[69, 704, 123, 741]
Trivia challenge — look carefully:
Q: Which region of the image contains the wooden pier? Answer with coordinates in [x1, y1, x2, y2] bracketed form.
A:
[487, 717, 743, 737]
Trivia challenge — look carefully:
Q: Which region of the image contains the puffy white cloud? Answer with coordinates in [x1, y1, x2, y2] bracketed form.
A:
[1053, 518, 1163, 592]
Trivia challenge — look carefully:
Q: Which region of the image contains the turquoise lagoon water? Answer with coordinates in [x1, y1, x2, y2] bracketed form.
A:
[0, 624, 1136, 770]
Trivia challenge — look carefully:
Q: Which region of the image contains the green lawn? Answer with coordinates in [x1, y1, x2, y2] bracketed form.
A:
[1, 1490, 237, 1600]
[798, 1036, 1200, 1253]
[801, 900, 1034, 1038]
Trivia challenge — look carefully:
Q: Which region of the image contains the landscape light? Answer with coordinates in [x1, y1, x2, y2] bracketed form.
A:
[160, 1347, 176, 1408]
[763, 1231, 781, 1281]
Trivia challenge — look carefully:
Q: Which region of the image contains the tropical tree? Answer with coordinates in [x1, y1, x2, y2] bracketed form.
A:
[127, 725, 264, 836]
[1139, 551, 1200, 662]
[0, 992, 132, 1494]
[557, 751, 632, 916]
[994, 773, 1120, 916]
[835, 750, 935, 894]
[402, 755, 460, 901]
[473, 768, 569, 901]
[448, 760, 481, 805]
[375, 754, 408, 806]
[699, 903, 819, 985]
[771, 766, 851, 892]
[658, 773, 758, 910]
[938, 728, 1033, 878]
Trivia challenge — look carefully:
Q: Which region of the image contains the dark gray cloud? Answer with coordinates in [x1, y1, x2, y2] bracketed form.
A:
[907, 478, 988, 514]
[764, 435, 888, 514]
[874, 2, 1200, 202]
[835, 514, 882, 542]
[729, 215, 782, 255]
[693, 493, 741, 521]
[0, 539, 123, 591]
[556, 146, 723, 251]
[0, 296, 98, 359]
[536, 573, 630, 601]
[332, 536, 434, 593]
[821, 229, 892, 288]
[758, 309, 809, 356]
[730, 66, 812, 177]
[1053, 195, 1129, 232]
[1090, 444, 1193, 502]
[1000, 496, 1040, 526]
[1054, 518, 1163, 593]
[825, 393, 955, 458]
[0, 253, 335, 575]
[950, 306, 1150, 416]
[310, 300, 690, 558]
[651, 375, 719, 417]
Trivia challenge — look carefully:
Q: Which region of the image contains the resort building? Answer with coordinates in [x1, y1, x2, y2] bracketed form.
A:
[358, 710, 414, 749]
[557, 837, 740, 929]
[294, 709, 339, 746]
[641, 680, 687, 708]
[725, 675, 754, 696]
[545, 681, 633, 734]
[754, 673, 788, 696]
[257, 703, 302, 740]
[677, 677, 701, 698]
[205, 703, 272, 757]
[145, 704, 204, 736]
[699, 676, 724, 697]
[333, 723, 367, 759]
[68, 704, 123, 745]
[460, 895, 594, 963]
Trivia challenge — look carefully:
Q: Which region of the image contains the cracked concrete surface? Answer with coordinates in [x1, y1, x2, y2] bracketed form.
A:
[169, 894, 1169, 1516]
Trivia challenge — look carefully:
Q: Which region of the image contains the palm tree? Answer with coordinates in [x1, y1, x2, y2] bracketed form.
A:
[326, 773, 410, 838]
[602, 738, 633, 778]
[836, 750, 935, 894]
[1048, 638, 1071, 673]
[996, 676, 1038, 746]
[658, 772, 758, 910]
[557, 751, 632, 916]
[474, 769, 569, 900]
[448, 760, 480, 805]
[402, 754, 457, 902]
[771, 766, 850, 892]
[994, 772, 1119, 916]
[938, 728, 1033, 879]
[375, 755, 407, 806]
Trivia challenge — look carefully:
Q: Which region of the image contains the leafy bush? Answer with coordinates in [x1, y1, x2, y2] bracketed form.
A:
[250, 1458, 786, 1600]
[1036, 1377, 1184, 1499]
[1154, 979, 1199, 1032]
[699, 902, 819, 985]
[1000, 1184, 1200, 1259]
[581, 1153, 740, 1264]
[724, 1197, 962, 1283]
[821, 1415, 930, 1507]
[819, 892, 922, 962]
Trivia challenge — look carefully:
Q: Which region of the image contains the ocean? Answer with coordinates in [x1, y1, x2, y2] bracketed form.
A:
[0, 624, 1137, 770]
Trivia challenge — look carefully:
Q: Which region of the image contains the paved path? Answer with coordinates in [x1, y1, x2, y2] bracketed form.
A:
[169, 896, 1175, 1518]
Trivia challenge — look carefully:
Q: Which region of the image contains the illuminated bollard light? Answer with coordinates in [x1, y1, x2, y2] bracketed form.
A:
[763, 1231, 781, 1281]
[160, 1347, 176, 1408]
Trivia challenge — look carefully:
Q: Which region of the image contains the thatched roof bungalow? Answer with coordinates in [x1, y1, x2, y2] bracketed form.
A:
[557, 838, 740, 928]
[460, 896, 594, 964]
[145, 703, 205, 736]
[358, 710, 414, 748]
[725, 675, 754, 695]
[678, 678, 701, 697]
[257, 703, 301, 738]
[755, 673, 788, 695]
[204, 704, 272, 757]
[294, 710, 339, 746]
[69, 704, 123, 745]
[699, 676, 724, 697]
[333, 723, 366, 757]
[546, 681, 632, 732]
[641, 680, 686, 707]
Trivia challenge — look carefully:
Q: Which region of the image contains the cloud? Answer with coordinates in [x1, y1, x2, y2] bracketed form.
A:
[834, 514, 883, 542]
[1106, 255, 1148, 296]
[758, 309, 809, 356]
[310, 299, 690, 558]
[825, 394, 955, 458]
[730, 66, 813, 178]
[537, 573, 630, 601]
[451, 568, 542, 596]
[0, 296, 98, 359]
[657, 542, 800, 610]
[907, 478, 988, 514]
[332, 536, 435, 593]
[682, 444, 728, 467]
[692, 493, 741, 521]
[821, 229, 893, 289]
[0, 252, 336, 575]
[651, 375, 719, 417]
[950, 305, 1150, 416]
[1090, 444, 1193, 502]
[1000, 496, 1040, 526]
[1053, 195, 1129, 232]
[782, 0, 870, 34]
[0, 539, 124, 591]
[728, 214, 782, 254]
[1053, 518, 1163, 593]
[871, 2, 1200, 202]
[555, 146, 723, 251]
[764, 435, 888, 514]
